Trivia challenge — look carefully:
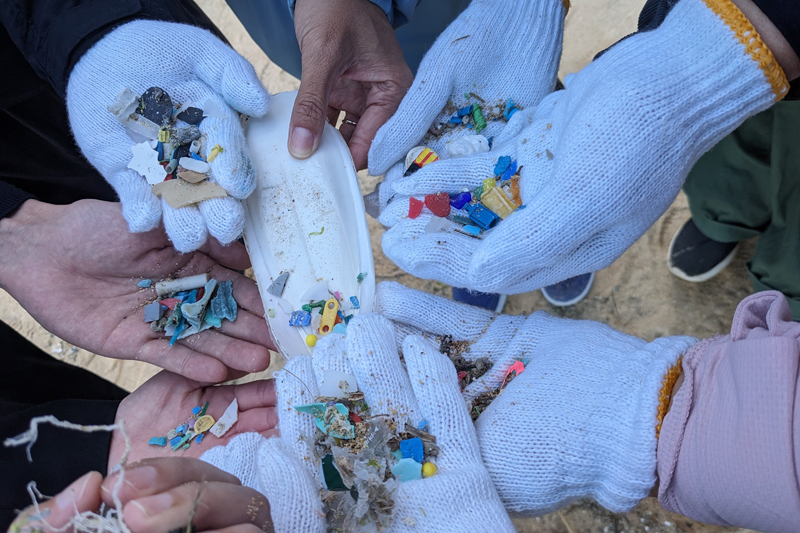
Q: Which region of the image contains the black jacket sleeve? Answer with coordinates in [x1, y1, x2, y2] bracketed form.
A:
[0, 182, 35, 221]
[0, 0, 222, 98]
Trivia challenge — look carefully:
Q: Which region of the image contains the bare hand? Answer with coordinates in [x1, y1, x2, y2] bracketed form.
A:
[289, 0, 413, 169]
[109, 371, 277, 469]
[0, 199, 274, 382]
[7, 458, 274, 533]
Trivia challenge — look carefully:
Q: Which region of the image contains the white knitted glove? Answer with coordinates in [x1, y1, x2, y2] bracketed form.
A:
[365, 0, 566, 212]
[201, 313, 515, 532]
[378, 0, 788, 293]
[67, 20, 270, 252]
[376, 281, 698, 514]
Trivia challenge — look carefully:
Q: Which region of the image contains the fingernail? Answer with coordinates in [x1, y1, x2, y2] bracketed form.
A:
[124, 465, 157, 490]
[133, 493, 173, 517]
[289, 127, 315, 159]
[55, 472, 92, 509]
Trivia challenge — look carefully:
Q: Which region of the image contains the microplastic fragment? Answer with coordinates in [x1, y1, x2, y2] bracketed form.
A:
[210, 280, 237, 322]
[209, 398, 238, 437]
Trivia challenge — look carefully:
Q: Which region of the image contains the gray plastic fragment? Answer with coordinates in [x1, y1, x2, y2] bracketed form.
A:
[211, 280, 237, 322]
[144, 301, 163, 323]
[181, 279, 217, 329]
[266, 272, 289, 297]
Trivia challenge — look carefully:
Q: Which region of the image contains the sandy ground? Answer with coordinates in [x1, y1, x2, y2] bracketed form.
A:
[0, 1, 758, 532]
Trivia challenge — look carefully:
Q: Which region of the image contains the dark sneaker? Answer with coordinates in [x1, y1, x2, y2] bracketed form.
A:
[668, 219, 738, 282]
[452, 287, 507, 313]
[541, 272, 594, 307]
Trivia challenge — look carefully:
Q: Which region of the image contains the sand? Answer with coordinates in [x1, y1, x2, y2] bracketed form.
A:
[0, 1, 755, 531]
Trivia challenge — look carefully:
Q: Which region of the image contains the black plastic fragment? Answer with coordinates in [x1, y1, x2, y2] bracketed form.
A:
[138, 87, 173, 126]
[177, 106, 204, 125]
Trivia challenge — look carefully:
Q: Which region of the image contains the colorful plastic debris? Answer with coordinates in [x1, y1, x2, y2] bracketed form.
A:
[499, 160, 518, 182]
[210, 280, 237, 322]
[195, 433, 205, 444]
[156, 274, 208, 297]
[148, 436, 167, 447]
[138, 279, 153, 288]
[306, 334, 317, 347]
[472, 184, 484, 202]
[480, 187, 517, 219]
[137, 87, 173, 126]
[422, 462, 438, 478]
[456, 225, 482, 238]
[181, 279, 217, 329]
[483, 178, 496, 191]
[128, 141, 167, 185]
[349, 296, 360, 309]
[332, 323, 347, 335]
[209, 398, 238, 437]
[503, 99, 518, 120]
[267, 271, 289, 297]
[169, 436, 183, 447]
[177, 106, 204, 125]
[144, 301, 163, 323]
[308, 227, 325, 237]
[449, 191, 471, 210]
[464, 203, 499, 230]
[321, 454, 349, 491]
[290, 310, 312, 327]
[207, 144, 224, 162]
[408, 197, 424, 219]
[471, 106, 487, 132]
[400, 438, 424, 463]
[357, 272, 367, 283]
[319, 298, 340, 335]
[501, 360, 526, 390]
[494, 156, 512, 176]
[391, 458, 422, 482]
[172, 430, 195, 450]
[404, 147, 439, 176]
[424, 192, 451, 218]
[192, 406, 202, 416]
[194, 415, 216, 434]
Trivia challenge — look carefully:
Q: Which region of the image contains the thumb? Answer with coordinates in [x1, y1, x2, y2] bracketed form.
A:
[9, 471, 103, 533]
[288, 53, 341, 160]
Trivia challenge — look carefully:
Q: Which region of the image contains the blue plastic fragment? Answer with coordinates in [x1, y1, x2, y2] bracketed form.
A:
[177, 424, 187, 435]
[169, 319, 186, 346]
[184, 290, 198, 305]
[391, 458, 422, 482]
[493, 156, 512, 176]
[148, 436, 167, 446]
[350, 296, 360, 309]
[138, 279, 152, 288]
[169, 436, 183, 447]
[190, 152, 203, 161]
[156, 142, 164, 161]
[391, 449, 404, 461]
[461, 225, 481, 236]
[400, 437, 424, 463]
[203, 307, 222, 328]
[449, 191, 471, 210]
[500, 160, 518, 181]
[449, 116, 463, 124]
[332, 323, 347, 335]
[417, 420, 429, 432]
[195, 433, 205, 444]
[192, 406, 202, 415]
[487, 136, 494, 149]
[503, 99, 518, 120]
[464, 203, 499, 230]
[457, 105, 474, 117]
[211, 280, 237, 322]
[290, 310, 312, 326]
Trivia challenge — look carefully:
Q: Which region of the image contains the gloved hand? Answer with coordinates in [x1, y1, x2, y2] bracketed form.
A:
[67, 20, 270, 252]
[378, 0, 788, 293]
[364, 0, 566, 213]
[201, 313, 515, 532]
[376, 281, 697, 514]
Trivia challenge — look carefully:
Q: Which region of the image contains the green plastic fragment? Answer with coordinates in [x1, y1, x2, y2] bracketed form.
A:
[302, 304, 312, 313]
[172, 430, 195, 450]
[321, 454, 349, 491]
[199, 401, 209, 417]
[357, 272, 367, 283]
[473, 185, 484, 201]
[308, 227, 325, 237]
[472, 106, 486, 132]
[268, 308, 275, 318]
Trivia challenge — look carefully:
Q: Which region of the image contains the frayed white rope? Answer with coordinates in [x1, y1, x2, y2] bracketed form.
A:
[5, 416, 133, 533]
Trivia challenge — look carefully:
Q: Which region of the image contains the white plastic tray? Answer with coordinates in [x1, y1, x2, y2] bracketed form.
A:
[243, 91, 375, 359]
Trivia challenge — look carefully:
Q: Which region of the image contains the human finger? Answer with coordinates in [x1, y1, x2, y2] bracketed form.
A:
[347, 83, 409, 170]
[8, 472, 103, 533]
[345, 314, 420, 427]
[122, 481, 273, 533]
[101, 458, 240, 506]
[289, 47, 343, 160]
[338, 111, 358, 145]
[199, 238, 251, 272]
[178, 329, 270, 374]
[137, 338, 229, 382]
[191, 31, 270, 118]
[232, 377, 278, 410]
[161, 201, 209, 253]
[198, 196, 246, 246]
[390, 149, 499, 197]
[215, 309, 273, 351]
[402, 335, 483, 467]
[106, 169, 163, 233]
[367, 74, 451, 176]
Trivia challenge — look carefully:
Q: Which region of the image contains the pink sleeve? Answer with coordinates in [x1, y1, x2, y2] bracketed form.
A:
[657, 291, 800, 533]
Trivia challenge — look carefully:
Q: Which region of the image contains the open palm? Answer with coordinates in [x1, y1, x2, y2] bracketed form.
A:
[1, 199, 273, 382]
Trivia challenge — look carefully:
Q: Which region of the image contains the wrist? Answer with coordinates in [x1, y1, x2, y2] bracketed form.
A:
[0, 199, 61, 289]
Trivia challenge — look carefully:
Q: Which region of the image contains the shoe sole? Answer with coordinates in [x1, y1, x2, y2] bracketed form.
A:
[667, 231, 739, 283]
[541, 272, 595, 307]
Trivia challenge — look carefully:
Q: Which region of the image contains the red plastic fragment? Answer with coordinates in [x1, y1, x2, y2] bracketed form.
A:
[408, 197, 424, 219]
[350, 412, 362, 424]
[457, 371, 468, 381]
[196, 288, 205, 301]
[501, 360, 526, 390]
[425, 193, 451, 217]
[160, 298, 181, 310]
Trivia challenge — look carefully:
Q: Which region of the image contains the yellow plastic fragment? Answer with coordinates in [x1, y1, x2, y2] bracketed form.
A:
[482, 178, 496, 191]
[318, 298, 340, 336]
[422, 462, 437, 477]
[194, 415, 216, 434]
[207, 144, 224, 162]
[306, 334, 317, 347]
[480, 187, 517, 219]
[158, 129, 171, 142]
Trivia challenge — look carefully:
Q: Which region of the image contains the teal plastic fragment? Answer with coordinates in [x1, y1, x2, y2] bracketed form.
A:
[294, 403, 328, 416]
[211, 280, 237, 322]
[391, 458, 422, 482]
[332, 323, 347, 335]
[148, 436, 167, 446]
[172, 431, 194, 450]
[181, 279, 217, 329]
[391, 449, 403, 461]
[295, 403, 354, 439]
[169, 319, 185, 346]
[203, 308, 222, 328]
[138, 279, 152, 288]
